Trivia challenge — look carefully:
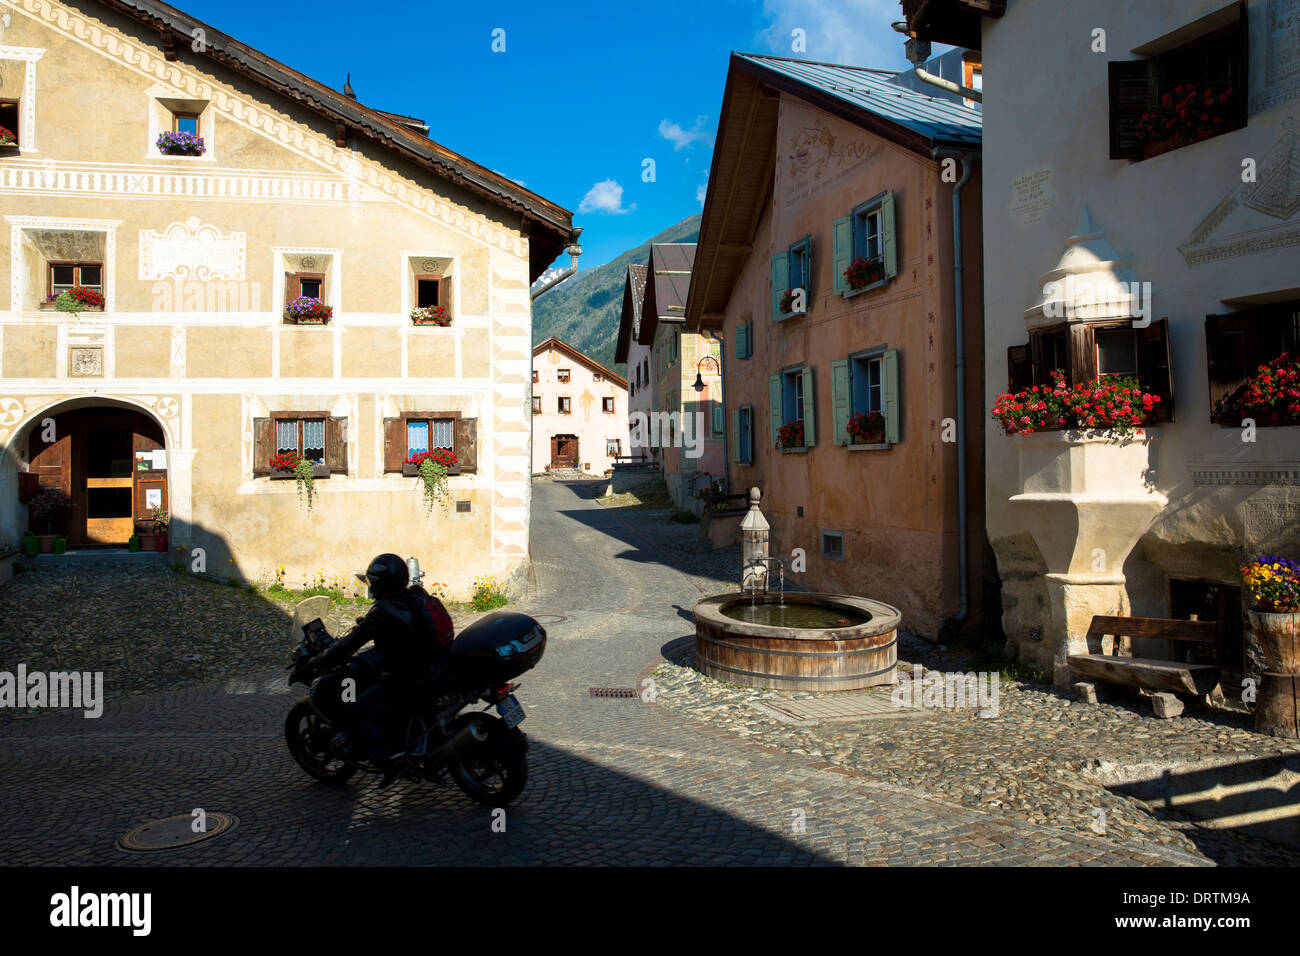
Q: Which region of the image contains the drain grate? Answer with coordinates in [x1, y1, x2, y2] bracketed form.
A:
[588, 687, 639, 698]
[118, 812, 238, 852]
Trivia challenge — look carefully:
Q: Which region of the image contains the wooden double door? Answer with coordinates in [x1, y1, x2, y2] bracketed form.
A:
[550, 435, 579, 469]
[27, 409, 166, 546]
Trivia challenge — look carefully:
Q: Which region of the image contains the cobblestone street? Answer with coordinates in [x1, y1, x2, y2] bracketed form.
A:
[0, 479, 1263, 866]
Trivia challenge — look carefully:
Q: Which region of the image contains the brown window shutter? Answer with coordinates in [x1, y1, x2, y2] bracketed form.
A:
[1108, 59, 1156, 161]
[253, 417, 272, 475]
[454, 417, 478, 473]
[284, 273, 296, 305]
[440, 274, 453, 316]
[325, 416, 348, 473]
[383, 417, 405, 472]
[1140, 318, 1175, 423]
[1007, 343, 1033, 393]
[1068, 324, 1096, 386]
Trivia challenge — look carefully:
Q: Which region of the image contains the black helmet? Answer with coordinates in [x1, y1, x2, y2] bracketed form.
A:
[356, 553, 408, 599]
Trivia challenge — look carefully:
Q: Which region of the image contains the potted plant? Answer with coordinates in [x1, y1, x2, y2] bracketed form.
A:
[991, 370, 1160, 437]
[156, 130, 205, 156]
[844, 255, 886, 292]
[28, 489, 69, 553]
[406, 449, 458, 512]
[128, 533, 141, 553]
[152, 508, 169, 552]
[777, 419, 805, 451]
[1242, 557, 1300, 671]
[284, 296, 332, 325]
[778, 289, 803, 316]
[0, 125, 17, 154]
[1213, 354, 1300, 427]
[847, 410, 886, 445]
[45, 287, 105, 314]
[410, 305, 452, 327]
[270, 451, 319, 510]
[1136, 83, 1234, 159]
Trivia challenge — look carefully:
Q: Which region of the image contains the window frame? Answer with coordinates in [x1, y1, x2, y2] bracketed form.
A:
[558, 396, 571, 415]
[557, 368, 571, 384]
[171, 111, 201, 137]
[532, 396, 542, 414]
[602, 397, 615, 414]
[734, 403, 754, 465]
[286, 272, 327, 303]
[0, 98, 20, 151]
[47, 261, 104, 301]
[269, 411, 332, 479]
[399, 411, 463, 475]
[821, 530, 846, 561]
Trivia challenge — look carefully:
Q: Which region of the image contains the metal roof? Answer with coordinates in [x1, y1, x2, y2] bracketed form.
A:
[614, 262, 649, 364]
[735, 53, 982, 149]
[648, 244, 696, 321]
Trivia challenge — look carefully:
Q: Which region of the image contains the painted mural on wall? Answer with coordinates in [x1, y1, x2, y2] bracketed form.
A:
[779, 100, 883, 213]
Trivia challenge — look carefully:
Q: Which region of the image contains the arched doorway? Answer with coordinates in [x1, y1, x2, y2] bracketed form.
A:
[20, 403, 167, 547]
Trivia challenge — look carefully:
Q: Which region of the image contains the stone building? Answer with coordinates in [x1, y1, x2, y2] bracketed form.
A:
[530, 337, 628, 476]
[904, 0, 1300, 683]
[685, 52, 987, 639]
[0, 0, 575, 597]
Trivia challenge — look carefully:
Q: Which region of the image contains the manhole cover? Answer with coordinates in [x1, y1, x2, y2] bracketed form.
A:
[588, 687, 639, 698]
[118, 812, 238, 852]
[533, 614, 568, 625]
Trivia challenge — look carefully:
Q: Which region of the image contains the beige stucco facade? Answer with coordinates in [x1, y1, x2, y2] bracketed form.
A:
[0, 0, 572, 597]
[530, 339, 628, 475]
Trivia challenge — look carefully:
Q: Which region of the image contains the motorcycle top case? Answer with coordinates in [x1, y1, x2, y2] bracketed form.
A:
[450, 611, 547, 681]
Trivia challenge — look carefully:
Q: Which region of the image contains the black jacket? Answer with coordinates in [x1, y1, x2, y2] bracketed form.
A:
[311, 587, 450, 687]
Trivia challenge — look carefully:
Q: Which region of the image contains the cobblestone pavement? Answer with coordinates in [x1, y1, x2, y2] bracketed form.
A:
[0, 481, 1216, 866]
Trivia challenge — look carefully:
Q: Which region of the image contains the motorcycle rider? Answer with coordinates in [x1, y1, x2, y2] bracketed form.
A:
[296, 553, 455, 779]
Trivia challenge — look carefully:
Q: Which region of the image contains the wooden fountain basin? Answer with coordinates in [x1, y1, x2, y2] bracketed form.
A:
[693, 592, 900, 692]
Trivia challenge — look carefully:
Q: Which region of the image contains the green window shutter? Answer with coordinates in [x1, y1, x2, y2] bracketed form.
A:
[712, 399, 725, 436]
[801, 234, 813, 303]
[801, 365, 816, 447]
[744, 319, 753, 358]
[831, 359, 851, 445]
[881, 191, 898, 279]
[832, 217, 852, 297]
[882, 348, 900, 443]
[735, 321, 748, 359]
[732, 408, 742, 462]
[771, 254, 789, 321]
[769, 374, 783, 446]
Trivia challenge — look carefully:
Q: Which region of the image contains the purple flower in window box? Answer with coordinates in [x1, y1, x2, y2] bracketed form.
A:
[284, 296, 332, 324]
[156, 130, 205, 156]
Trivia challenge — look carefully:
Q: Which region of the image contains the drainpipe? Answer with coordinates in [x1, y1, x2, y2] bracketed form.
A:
[892, 22, 982, 103]
[704, 330, 729, 495]
[530, 228, 584, 300]
[932, 146, 975, 628]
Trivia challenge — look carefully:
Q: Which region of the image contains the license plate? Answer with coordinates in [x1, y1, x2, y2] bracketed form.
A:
[497, 695, 525, 728]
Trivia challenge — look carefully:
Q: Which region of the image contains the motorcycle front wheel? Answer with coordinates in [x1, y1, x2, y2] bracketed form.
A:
[448, 714, 528, 807]
[285, 698, 357, 785]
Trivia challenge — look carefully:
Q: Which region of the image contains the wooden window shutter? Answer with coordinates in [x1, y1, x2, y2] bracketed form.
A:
[1068, 324, 1097, 386]
[880, 191, 898, 279]
[1108, 59, 1156, 160]
[253, 417, 272, 475]
[455, 417, 478, 473]
[771, 253, 789, 321]
[1007, 343, 1033, 393]
[283, 273, 293, 306]
[768, 374, 783, 446]
[800, 234, 813, 302]
[1140, 319, 1175, 423]
[832, 216, 852, 296]
[735, 321, 748, 359]
[800, 365, 816, 447]
[325, 416, 348, 473]
[831, 358, 851, 445]
[383, 417, 405, 472]
[712, 400, 725, 436]
[732, 408, 743, 463]
[882, 349, 901, 444]
[440, 274, 453, 316]
[746, 319, 755, 357]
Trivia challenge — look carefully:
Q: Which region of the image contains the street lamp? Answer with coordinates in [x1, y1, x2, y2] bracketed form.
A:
[692, 354, 720, 392]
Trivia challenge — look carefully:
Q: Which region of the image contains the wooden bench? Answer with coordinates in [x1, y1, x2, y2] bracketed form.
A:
[1068, 615, 1221, 697]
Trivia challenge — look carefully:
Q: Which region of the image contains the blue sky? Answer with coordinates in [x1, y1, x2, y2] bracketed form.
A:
[178, 0, 918, 271]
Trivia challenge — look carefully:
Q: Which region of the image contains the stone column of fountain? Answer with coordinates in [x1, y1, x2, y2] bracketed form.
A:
[740, 487, 768, 595]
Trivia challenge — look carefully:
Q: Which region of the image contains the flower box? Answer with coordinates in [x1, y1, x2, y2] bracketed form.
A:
[844, 256, 887, 294]
[410, 306, 452, 326]
[847, 442, 890, 452]
[156, 131, 205, 157]
[1136, 83, 1234, 160]
[284, 296, 332, 324]
[271, 463, 329, 480]
[778, 445, 809, 454]
[403, 462, 461, 477]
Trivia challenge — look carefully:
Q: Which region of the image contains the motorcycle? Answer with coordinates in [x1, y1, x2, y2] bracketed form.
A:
[284, 581, 547, 807]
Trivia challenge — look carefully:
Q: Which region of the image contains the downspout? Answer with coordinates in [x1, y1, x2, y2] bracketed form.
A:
[704, 329, 729, 495]
[932, 146, 975, 627]
[892, 22, 982, 103]
[530, 227, 584, 301]
[913, 68, 982, 103]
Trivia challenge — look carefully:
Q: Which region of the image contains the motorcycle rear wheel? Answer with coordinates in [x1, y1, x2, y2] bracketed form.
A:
[448, 714, 528, 807]
[285, 699, 357, 785]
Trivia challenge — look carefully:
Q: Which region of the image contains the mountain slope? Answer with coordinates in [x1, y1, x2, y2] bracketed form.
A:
[532, 213, 701, 372]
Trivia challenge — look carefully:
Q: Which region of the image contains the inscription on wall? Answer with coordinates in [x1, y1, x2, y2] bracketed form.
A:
[139, 217, 246, 281]
[1009, 168, 1056, 226]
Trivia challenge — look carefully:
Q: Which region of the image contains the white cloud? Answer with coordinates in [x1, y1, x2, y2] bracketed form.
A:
[659, 116, 713, 151]
[696, 183, 708, 206]
[577, 179, 636, 215]
[757, 0, 910, 69]
[492, 169, 526, 187]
